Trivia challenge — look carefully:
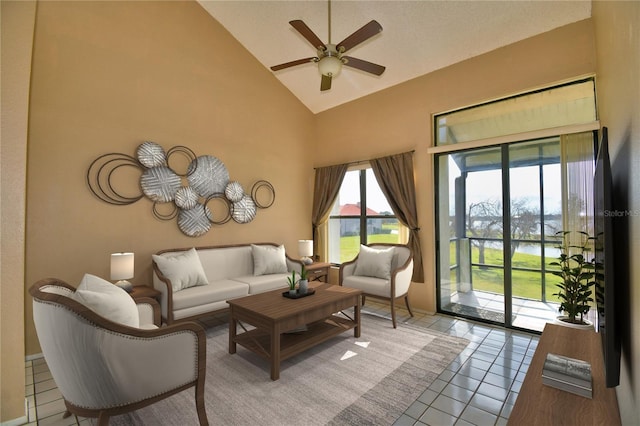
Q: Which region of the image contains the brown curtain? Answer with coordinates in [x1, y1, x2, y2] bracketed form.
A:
[370, 151, 424, 283]
[311, 164, 348, 258]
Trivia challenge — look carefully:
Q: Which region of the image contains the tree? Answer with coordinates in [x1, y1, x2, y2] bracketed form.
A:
[467, 198, 541, 263]
[467, 199, 502, 267]
[510, 198, 540, 258]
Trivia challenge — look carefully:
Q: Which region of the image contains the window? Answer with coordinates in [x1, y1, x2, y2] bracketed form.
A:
[435, 79, 596, 146]
[327, 168, 401, 263]
[433, 78, 598, 333]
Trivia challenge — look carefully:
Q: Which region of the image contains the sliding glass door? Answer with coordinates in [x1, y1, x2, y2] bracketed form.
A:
[436, 137, 593, 332]
[437, 146, 506, 323]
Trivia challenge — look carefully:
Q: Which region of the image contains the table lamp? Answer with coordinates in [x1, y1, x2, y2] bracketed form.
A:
[298, 240, 314, 265]
[111, 252, 134, 293]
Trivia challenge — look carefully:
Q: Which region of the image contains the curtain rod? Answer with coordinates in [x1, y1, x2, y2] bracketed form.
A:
[314, 150, 415, 170]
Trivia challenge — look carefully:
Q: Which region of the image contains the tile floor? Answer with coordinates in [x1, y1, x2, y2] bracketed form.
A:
[23, 300, 538, 426]
[445, 287, 560, 332]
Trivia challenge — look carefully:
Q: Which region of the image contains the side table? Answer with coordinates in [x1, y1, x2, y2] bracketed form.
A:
[304, 262, 331, 283]
[129, 286, 161, 326]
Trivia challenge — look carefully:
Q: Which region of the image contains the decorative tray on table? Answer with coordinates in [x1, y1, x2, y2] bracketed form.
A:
[282, 288, 316, 299]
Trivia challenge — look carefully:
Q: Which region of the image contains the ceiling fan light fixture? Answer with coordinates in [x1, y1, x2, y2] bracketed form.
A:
[318, 55, 342, 77]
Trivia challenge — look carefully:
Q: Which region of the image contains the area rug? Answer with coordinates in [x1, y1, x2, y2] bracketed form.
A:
[108, 313, 468, 425]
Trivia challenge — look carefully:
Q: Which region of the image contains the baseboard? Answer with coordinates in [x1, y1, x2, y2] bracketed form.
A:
[25, 352, 43, 361]
[0, 399, 28, 426]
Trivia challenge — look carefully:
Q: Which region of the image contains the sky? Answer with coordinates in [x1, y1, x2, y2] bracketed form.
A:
[337, 162, 563, 216]
[338, 169, 392, 213]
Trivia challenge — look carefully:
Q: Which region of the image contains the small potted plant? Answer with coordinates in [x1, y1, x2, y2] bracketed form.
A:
[287, 271, 298, 295]
[549, 231, 598, 329]
[298, 265, 308, 294]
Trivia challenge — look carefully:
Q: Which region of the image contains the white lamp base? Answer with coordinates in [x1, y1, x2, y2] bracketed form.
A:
[115, 280, 133, 293]
[301, 257, 313, 265]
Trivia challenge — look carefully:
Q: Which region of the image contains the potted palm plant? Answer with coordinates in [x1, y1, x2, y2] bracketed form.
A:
[298, 265, 308, 294]
[549, 231, 598, 329]
[286, 271, 298, 295]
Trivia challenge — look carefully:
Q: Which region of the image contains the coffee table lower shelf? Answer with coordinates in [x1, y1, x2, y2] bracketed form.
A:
[233, 315, 355, 363]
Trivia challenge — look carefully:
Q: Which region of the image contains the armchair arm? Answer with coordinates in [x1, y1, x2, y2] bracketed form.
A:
[338, 257, 359, 285]
[135, 297, 161, 327]
[286, 256, 304, 274]
[99, 322, 206, 407]
[152, 262, 174, 323]
[392, 258, 414, 297]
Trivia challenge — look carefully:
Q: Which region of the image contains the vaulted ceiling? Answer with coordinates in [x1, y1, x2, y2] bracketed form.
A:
[198, 1, 591, 114]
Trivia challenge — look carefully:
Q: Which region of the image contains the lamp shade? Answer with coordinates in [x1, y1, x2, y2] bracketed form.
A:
[298, 240, 313, 258]
[110, 252, 134, 280]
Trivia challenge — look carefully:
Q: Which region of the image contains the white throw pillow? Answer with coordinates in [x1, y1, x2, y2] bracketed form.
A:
[252, 244, 288, 276]
[152, 248, 208, 292]
[354, 245, 395, 280]
[72, 273, 139, 327]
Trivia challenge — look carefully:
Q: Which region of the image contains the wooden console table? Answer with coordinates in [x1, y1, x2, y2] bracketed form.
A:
[508, 323, 621, 425]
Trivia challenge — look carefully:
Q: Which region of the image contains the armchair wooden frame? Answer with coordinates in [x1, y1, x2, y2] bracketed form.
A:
[29, 278, 209, 426]
[339, 243, 414, 328]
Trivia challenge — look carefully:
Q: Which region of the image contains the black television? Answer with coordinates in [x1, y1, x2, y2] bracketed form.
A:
[594, 126, 621, 387]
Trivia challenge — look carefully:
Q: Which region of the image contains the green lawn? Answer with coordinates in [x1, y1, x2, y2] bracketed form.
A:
[341, 234, 562, 304]
[339, 232, 400, 263]
[455, 244, 562, 303]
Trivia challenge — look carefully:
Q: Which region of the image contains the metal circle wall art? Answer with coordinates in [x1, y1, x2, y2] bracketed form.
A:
[232, 194, 257, 224]
[140, 166, 181, 203]
[252, 180, 276, 208]
[86, 153, 144, 205]
[87, 141, 275, 237]
[187, 155, 230, 198]
[137, 141, 167, 168]
[204, 193, 232, 225]
[175, 186, 199, 210]
[178, 203, 212, 237]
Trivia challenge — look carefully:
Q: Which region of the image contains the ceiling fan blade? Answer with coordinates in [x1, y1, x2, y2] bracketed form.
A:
[270, 57, 317, 72]
[342, 56, 386, 76]
[289, 20, 326, 51]
[336, 20, 382, 53]
[320, 74, 332, 91]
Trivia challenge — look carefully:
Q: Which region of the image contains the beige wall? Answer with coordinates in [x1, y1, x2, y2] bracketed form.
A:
[592, 2, 640, 423]
[4, 1, 637, 424]
[1, 1, 36, 422]
[24, 0, 315, 355]
[315, 19, 597, 313]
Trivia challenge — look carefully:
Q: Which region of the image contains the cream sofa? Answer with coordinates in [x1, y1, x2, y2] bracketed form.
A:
[152, 243, 302, 324]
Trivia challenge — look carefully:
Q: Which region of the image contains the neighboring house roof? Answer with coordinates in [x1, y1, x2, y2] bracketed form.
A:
[340, 203, 379, 216]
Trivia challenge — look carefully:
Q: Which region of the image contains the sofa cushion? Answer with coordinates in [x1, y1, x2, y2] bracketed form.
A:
[171, 279, 248, 311]
[152, 248, 208, 292]
[354, 245, 394, 280]
[196, 246, 254, 282]
[342, 275, 390, 298]
[233, 274, 290, 294]
[72, 274, 139, 327]
[251, 244, 288, 276]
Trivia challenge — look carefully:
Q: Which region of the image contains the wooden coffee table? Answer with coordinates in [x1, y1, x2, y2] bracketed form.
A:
[227, 283, 362, 380]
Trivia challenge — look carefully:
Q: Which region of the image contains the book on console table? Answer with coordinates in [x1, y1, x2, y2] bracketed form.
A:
[542, 374, 592, 399]
[542, 353, 592, 398]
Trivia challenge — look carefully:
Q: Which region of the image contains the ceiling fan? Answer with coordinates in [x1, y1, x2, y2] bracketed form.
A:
[270, 1, 385, 91]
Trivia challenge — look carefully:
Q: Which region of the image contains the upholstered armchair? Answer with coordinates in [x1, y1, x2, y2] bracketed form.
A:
[339, 243, 414, 328]
[29, 276, 209, 425]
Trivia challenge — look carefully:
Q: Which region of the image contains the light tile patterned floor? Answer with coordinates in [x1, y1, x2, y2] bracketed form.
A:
[23, 300, 538, 426]
[446, 288, 560, 332]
